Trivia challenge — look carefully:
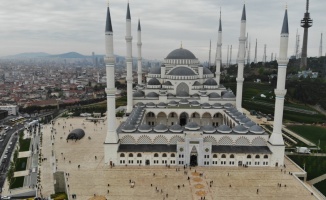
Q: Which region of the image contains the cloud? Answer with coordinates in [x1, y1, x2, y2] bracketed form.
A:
[0, 0, 324, 62]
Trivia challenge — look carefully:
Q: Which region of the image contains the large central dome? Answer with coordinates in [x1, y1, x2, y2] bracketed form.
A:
[166, 48, 196, 59]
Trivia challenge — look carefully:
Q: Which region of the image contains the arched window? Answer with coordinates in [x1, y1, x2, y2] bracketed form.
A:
[162, 153, 167, 157]
[230, 154, 235, 159]
[171, 153, 175, 157]
[264, 155, 268, 159]
[213, 154, 218, 158]
[221, 154, 226, 158]
[129, 153, 133, 157]
[255, 155, 260, 159]
[247, 155, 251, 159]
[154, 153, 159, 157]
[137, 153, 142, 157]
[120, 153, 125, 157]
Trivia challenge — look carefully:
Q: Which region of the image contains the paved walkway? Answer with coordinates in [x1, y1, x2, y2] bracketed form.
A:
[308, 174, 326, 185]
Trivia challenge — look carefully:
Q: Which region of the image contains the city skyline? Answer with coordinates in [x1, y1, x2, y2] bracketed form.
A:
[0, 0, 325, 62]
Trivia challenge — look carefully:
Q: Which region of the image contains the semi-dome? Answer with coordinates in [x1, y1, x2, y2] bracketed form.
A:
[233, 125, 248, 134]
[204, 78, 218, 86]
[169, 124, 183, 133]
[217, 124, 232, 133]
[209, 92, 221, 98]
[203, 125, 216, 133]
[149, 66, 161, 74]
[168, 67, 196, 76]
[138, 124, 152, 133]
[154, 124, 168, 133]
[133, 90, 145, 97]
[249, 125, 265, 134]
[166, 48, 196, 59]
[146, 92, 159, 98]
[203, 67, 213, 74]
[185, 122, 200, 131]
[148, 78, 161, 85]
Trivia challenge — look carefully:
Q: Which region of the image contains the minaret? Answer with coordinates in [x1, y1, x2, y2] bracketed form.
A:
[254, 38, 257, 63]
[137, 19, 142, 85]
[263, 44, 267, 64]
[319, 33, 323, 58]
[269, 7, 289, 166]
[208, 40, 211, 68]
[215, 9, 222, 85]
[300, 0, 313, 69]
[104, 1, 119, 164]
[229, 45, 233, 65]
[125, 2, 133, 114]
[247, 39, 251, 65]
[236, 4, 247, 111]
[226, 45, 229, 67]
[244, 33, 248, 64]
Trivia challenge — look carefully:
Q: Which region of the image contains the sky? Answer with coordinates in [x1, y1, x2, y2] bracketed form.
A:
[0, 0, 325, 63]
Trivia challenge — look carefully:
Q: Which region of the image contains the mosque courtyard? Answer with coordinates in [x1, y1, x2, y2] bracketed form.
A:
[38, 117, 321, 200]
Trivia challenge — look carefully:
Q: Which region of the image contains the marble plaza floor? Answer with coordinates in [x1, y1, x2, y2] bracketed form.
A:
[36, 117, 322, 200]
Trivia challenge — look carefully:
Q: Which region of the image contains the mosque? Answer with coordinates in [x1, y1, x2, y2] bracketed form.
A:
[104, 2, 289, 167]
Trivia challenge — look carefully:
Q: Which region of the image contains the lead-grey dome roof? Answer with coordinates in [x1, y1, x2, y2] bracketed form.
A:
[168, 100, 178, 106]
[249, 125, 265, 134]
[193, 81, 201, 86]
[169, 124, 183, 133]
[154, 124, 168, 132]
[166, 48, 196, 59]
[217, 125, 232, 133]
[133, 90, 145, 97]
[213, 103, 223, 108]
[157, 102, 167, 107]
[168, 67, 196, 76]
[244, 121, 256, 128]
[209, 92, 221, 98]
[224, 103, 233, 108]
[122, 124, 136, 132]
[185, 122, 200, 130]
[202, 103, 211, 108]
[203, 67, 213, 74]
[203, 125, 216, 133]
[177, 91, 189, 97]
[148, 78, 161, 85]
[191, 101, 200, 106]
[163, 81, 172, 86]
[146, 92, 159, 98]
[204, 78, 218, 86]
[233, 125, 248, 134]
[222, 92, 236, 98]
[149, 66, 161, 74]
[138, 124, 152, 133]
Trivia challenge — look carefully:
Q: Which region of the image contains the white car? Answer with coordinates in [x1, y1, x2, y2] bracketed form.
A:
[3, 155, 7, 159]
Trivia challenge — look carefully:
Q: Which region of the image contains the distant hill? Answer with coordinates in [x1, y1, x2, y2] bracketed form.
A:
[50, 52, 86, 58]
[5, 52, 51, 58]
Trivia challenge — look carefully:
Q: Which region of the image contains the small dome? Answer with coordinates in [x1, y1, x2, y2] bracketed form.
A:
[163, 81, 172, 86]
[133, 90, 144, 97]
[146, 102, 156, 107]
[138, 124, 152, 133]
[236, 115, 246, 120]
[191, 101, 200, 106]
[203, 67, 213, 74]
[193, 81, 201, 86]
[240, 117, 251, 124]
[167, 93, 174, 97]
[213, 103, 223, 108]
[148, 78, 161, 85]
[154, 124, 168, 133]
[202, 103, 211, 108]
[157, 102, 167, 107]
[192, 93, 200, 97]
[166, 48, 196, 59]
[168, 101, 178, 106]
[233, 125, 248, 134]
[136, 102, 145, 107]
[149, 66, 161, 74]
[249, 125, 265, 134]
[204, 78, 217, 86]
[209, 92, 221, 98]
[169, 124, 183, 133]
[122, 124, 136, 132]
[231, 111, 242, 117]
[177, 91, 189, 97]
[223, 92, 236, 99]
[146, 92, 159, 98]
[244, 121, 256, 128]
[185, 122, 200, 130]
[224, 103, 233, 109]
[179, 98, 189, 104]
[203, 125, 216, 133]
[168, 67, 196, 76]
[217, 125, 232, 133]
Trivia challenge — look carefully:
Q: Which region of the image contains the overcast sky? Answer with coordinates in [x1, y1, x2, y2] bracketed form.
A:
[0, 0, 324, 62]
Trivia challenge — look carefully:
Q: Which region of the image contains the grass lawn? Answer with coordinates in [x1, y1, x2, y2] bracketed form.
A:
[9, 176, 24, 189]
[19, 138, 31, 152]
[15, 157, 28, 171]
[288, 155, 326, 180]
[287, 125, 326, 152]
[314, 179, 326, 197]
[50, 192, 68, 200]
[116, 96, 127, 108]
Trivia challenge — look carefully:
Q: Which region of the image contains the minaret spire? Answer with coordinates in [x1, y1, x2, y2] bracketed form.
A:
[104, 1, 119, 164]
[137, 19, 143, 85]
[125, 2, 133, 114]
[215, 8, 222, 85]
[236, 3, 247, 111]
[268, 7, 289, 166]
